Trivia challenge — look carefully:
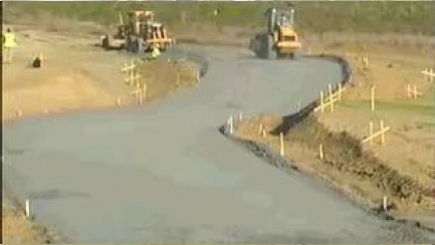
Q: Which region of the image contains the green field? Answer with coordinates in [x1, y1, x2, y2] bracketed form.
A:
[339, 84, 435, 120]
[3, 1, 435, 34]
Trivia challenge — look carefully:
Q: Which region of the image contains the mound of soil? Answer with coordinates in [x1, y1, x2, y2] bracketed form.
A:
[135, 60, 198, 101]
[282, 115, 432, 204]
[235, 113, 433, 213]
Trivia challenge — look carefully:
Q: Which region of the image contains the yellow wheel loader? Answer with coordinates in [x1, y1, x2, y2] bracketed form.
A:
[101, 11, 175, 54]
[250, 7, 302, 59]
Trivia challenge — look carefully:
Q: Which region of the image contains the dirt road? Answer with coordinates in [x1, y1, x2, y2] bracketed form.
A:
[3, 41, 434, 243]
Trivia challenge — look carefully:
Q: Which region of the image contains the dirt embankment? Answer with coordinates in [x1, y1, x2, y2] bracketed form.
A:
[287, 115, 430, 207]
[2, 25, 198, 121]
[135, 59, 198, 101]
[234, 40, 435, 230]
[235, 112, 434, 228]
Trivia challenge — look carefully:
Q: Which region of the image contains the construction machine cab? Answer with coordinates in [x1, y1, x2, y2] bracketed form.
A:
[127, 11, 154, 36]
[255, 6, 301, 59]
[266, 7, 295, 33]
[101, 10, 175, 53]
[125, 10, 173, 52]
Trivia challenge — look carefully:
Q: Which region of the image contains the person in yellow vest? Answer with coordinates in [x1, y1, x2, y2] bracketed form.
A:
[3, 28, 17, 64]
[150, 44, 161, 60]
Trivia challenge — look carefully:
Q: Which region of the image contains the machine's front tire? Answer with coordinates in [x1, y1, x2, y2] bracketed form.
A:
[125, 38, 133, 52]
[131, 38, 144, 54]
[293, 50, 303, 59]
[101, 35, 110, 50]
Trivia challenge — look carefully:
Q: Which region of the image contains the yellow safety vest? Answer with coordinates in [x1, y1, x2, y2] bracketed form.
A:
[3, 33, 17, 49]
[151, 47, 161, 58]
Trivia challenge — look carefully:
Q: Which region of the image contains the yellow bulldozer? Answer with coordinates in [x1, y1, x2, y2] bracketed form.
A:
[101, 10, 175, 53]
[250, 6, 302, 59]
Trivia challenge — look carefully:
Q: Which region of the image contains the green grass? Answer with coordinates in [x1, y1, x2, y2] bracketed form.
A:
[340, 98, 435, 130]
[340, 84, 435, 113]
[340, 96, 435, 117]
[3, 1, 435, 34]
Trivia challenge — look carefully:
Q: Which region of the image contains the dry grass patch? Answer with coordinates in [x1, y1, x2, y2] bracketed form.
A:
[2, 204, 54, 245]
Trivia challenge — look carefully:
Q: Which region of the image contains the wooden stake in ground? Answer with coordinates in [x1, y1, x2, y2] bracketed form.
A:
[422, 68, 435, 82]
[362, 120, 390, 145]
[380, 120, 386, 145]
[279, 132, 285, 156]
[319, 144, 324, 160]
[228, 116, 233, 135]
[25, 199, 30, 218]
[413, 85, 422, 99]
[122, 60, 137, 85]
[315, 89, 340, 113]
[362, 56, 369, 68]
[383, 196, 388, 211]
[39, 53, 44, 68]
[328, 84, 334, 112]
[116, 97, 122, 107]
[328, 84, 333, 95]
[407, 84, 422, 99]
[16, 109, 22, 119]
[371, 85, 376, 111]
[259, 123, 263, 135]
[320, 91, 324, 112]
[130, 83, 144, 105]
[121, 60, 135, 74]
[126, 72, 141, 87]
[259, 123, 267, 138]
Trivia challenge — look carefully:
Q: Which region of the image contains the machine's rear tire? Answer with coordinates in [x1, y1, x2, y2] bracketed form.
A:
[250, 34, 263, 58]
[292, 50, 302, 59]
[263, 34, 277, 59]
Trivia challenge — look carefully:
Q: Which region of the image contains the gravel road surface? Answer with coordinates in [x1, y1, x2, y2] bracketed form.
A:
[3, 45, 434, 243]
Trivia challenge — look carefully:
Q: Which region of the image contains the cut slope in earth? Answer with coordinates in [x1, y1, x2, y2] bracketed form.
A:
[236, 115, 432, 211]
[234, 41, 435, 230]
